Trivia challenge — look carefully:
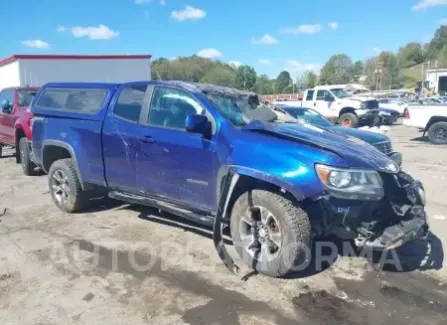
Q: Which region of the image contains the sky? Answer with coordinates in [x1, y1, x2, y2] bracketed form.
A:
[1, 0, 447, 78]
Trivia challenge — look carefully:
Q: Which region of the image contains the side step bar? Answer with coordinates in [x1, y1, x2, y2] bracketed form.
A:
[108, 191, 215, 227]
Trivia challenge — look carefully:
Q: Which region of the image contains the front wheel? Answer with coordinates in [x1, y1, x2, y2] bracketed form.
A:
[48, 158, 89, 213]
[427, 121, 447, 144]
[19, 137, 37, 176]
[339, 113, 359, 128]
[230, 190, 311, 277]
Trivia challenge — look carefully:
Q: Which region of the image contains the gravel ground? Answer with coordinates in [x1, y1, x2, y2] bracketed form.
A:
[0, 124, 446, 325]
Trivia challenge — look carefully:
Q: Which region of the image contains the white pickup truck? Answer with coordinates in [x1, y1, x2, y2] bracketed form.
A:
[403, 104, 447, 144]
[275, 86, 380, 128]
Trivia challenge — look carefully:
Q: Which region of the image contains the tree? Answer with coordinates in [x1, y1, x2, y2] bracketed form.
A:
[382, 53, 402, 89]
[255, 74, 274, 94]
[302, 70, 318, 88]
[438, 45, 447, 68]
[275, 71, 292, 93]
[427, 26, 447, 60]
[200, 66, 236, 87]
[396, 42, 425, 68]
[235, 65, 257, 91]
[319, 54, 354, 84]
[352, 61, 364, 81]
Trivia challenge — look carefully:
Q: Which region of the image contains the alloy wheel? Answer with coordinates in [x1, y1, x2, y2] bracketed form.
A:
[51, 169, 71, 204]
[238, 206, 282, 262]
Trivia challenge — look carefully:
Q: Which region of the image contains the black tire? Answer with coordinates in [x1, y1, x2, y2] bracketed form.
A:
[427, 121, 447, 145]
[339, 113, 358, 128]
[230, 190, 311, 278]
[19, 137, 37, 176]
[48, 158, 89, 213]
[0, 145, 2, 157]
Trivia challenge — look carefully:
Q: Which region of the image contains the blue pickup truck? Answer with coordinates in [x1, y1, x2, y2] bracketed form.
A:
[30, 81, 429, 277]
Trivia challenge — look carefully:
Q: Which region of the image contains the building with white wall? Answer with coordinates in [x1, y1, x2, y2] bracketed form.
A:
[426, 68, 447, 95]
[0, 54, 152, 90]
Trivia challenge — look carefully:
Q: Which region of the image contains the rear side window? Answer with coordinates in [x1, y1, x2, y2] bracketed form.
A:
[114, 85, 147, 122]
[306, 90, 314, 101]
[35, 88, 107, 114]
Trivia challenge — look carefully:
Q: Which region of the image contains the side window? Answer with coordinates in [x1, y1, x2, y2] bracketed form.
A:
[114, 85, 147, 122]
[148, 87, 204, 130]
[0, 89, 15, 113]
[35, 88, 107, 114]
[316, 90, 327, 101]
[379, 99, 388, 104]
[306, 90, 314, 101]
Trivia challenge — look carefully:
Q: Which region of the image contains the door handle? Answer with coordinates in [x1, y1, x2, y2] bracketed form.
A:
[313, 102, 316, 107]
[140, 135, 156, 143]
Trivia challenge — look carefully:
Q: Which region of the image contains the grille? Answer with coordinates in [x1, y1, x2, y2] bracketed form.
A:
[366, 100, 379, 109]
[373, 141, 393, 155]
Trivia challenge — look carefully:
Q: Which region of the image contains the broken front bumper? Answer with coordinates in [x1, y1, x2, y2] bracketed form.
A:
[311, 171, 429, 250]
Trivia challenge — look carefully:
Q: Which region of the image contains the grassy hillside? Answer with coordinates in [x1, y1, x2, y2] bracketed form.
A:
[401, 63, 424, 88]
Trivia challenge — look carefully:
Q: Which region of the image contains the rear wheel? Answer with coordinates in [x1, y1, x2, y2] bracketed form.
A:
[48, 158, 89, 213]
[339, 113, 358, 128]
[19, 137, 37, 176]
[230, 190, 311, 277]
[427, 121, 447, 145]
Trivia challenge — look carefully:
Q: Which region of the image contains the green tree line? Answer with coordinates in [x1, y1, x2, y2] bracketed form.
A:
[152, 26, 447, 93]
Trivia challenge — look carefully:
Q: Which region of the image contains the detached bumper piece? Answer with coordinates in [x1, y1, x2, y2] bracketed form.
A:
[360, 215, 428, 250]
[354, 171, 429, 250]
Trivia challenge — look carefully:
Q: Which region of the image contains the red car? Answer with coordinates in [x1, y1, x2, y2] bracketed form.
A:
[0, 86, 39, 175]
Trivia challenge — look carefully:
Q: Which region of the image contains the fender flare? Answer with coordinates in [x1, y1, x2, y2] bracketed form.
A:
[425, 116, 447, 132]
[42, 140, 85, 189]
[216, 165, 305, 205]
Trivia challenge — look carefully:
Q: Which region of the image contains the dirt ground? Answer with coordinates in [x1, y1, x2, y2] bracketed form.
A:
[1, 124, 447, 325]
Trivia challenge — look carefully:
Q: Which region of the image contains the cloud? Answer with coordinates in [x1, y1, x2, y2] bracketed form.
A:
[280, 24, 323, 35]
[135, 0, 151, 4]
[160, 0, 166, 5]
[441, 18, 447, 25]
[251, 34, 278, 45]
[285, 60, 322, 76]
[258, 59, 271, 65]
[58, 25, 119, 40]
[170, 6, 206, 22]
[412, 0, 447, 10]
[21, 39, 50, 49]
[328, 22, 339, 29]
[197, 48, 223, 59]
[169, 56, 179, 61]
[229, 60, 242, 68]
[373, 47, 381, 54]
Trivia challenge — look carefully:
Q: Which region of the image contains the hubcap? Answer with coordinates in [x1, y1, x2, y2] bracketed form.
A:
[51, 170, 70, 204]
[434, 127, 447, 140]
[239, 206, 282, 262]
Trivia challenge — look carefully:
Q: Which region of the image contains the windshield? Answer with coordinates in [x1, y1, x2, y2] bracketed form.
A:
[330, 88, 351, 98]
[17, 89, 37, 107]
[283, 107, 333, 127]
[203, 92, 255, 126]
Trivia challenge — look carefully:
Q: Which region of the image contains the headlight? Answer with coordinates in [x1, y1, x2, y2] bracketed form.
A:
[315, 164, 384, 200]
[360, 102, 367, 109]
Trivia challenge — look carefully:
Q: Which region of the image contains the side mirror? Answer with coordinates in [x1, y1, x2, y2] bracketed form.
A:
[1, 100, 11, 113]
[185, 114, 211, 136]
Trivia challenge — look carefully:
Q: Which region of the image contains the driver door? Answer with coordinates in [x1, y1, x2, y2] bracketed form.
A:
[314, 90, 334, 117]
[136, 86, 219, 213]
[0, 89, 15, 145]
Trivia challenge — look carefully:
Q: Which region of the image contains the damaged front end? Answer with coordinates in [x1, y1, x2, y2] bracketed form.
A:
[310, 170, 429, 250]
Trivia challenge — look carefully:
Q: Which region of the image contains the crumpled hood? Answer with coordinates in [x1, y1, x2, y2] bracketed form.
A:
[243, 121, 398, 172]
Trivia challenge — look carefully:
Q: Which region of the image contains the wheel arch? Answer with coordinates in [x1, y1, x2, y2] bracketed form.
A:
[425, 116, 447, 131]
[339, 107, 357, 117]
[42, 140, 84, 189]
[216, 166, 306, 220]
